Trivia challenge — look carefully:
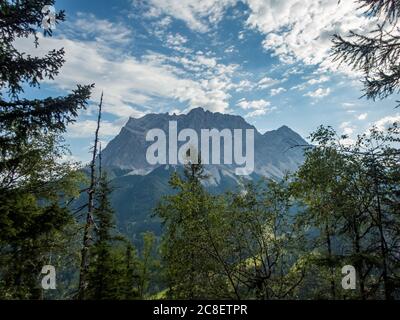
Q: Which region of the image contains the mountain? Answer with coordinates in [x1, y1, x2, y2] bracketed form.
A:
[102, 107, 307, 179]
[99, 108, 308, 243]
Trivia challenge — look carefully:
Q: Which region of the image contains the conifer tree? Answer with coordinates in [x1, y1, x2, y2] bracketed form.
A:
[0, 0, 92, 298]
[332, 0, 400, 106]
[86, 173, 119, 299]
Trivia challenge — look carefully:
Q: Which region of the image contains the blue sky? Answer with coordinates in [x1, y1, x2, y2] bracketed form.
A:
[17, 0, 400, 162]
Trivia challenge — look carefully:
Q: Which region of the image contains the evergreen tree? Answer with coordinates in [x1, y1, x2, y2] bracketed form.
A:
[86, 174, 156, 300]
[123, 242, 140, 299]
[0, 0, 93, 299]
[332, 0, 400, 106]
[86, 174, 121, 299]
[136, 232, 158, 298]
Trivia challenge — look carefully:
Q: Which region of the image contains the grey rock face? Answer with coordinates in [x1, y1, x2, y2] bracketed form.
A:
[102, 107, 308, 180]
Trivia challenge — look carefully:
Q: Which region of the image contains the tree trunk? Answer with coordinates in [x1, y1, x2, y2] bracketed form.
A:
[78, 93, 103, 299]
[326, 226, 336, 299]
[372, 160, 391, 300]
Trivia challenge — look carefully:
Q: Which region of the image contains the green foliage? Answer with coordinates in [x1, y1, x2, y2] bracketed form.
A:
[156, 162, 306, 299]
[86, 174, 132, 299]
[156, 160, 232, 299]
[221, 179, 306, 299]
[155, 123, 399, 300]
[0, 0, 92, 299]
[332, 0, 400, 105]
[85, 174, 159, 300]
[0, 191, 72, 299]
[292, 123, 400, 299]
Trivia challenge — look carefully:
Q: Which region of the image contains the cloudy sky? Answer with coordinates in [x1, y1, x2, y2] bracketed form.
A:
[18, 0, 400, 162]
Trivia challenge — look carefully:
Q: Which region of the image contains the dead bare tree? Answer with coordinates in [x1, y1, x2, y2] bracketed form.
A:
[77, 92, 103, 299]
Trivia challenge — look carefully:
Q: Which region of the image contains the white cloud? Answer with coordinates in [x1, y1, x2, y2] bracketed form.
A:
[339, 137, 355, 146]
[304, 87, 331, 99]
[142, 0, 378, 75]
[270, 87, 286, 96]
[342, 102, 356, 109]
[258, 77, 280, 89]
[237, 98, 270, 110]
[307, 76, 330, 85]
[293, 76, 330, 90]
[245, 109, 268, 118]
[343, 127, 354, 135]
[374, 114, 400, 131]
[340, 121, 355, 136]
[340, 121, 351, 128]
[235, 80, 254, 92]
[236, 98, 275, 118]
[233, 76, 281, 93]
[196, 55, 217, 68]
[224, 45, 236, 53]
[15, 16, 237, 116]
[357, 113, 368, 120]
[166, 33, 188, 47]
[162, 32, 194, 54]
[146, 0, 237, 32]
[158, 16, 173, 28]
[71, 13, 133, 46]
[67, 120, 122, 138]
[245, 0, 376, 71]
[168, 108, 184, 115]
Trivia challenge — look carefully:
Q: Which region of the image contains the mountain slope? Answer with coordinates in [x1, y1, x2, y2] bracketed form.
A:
[97, 108, 308, 242]
[102, 107, 307, 179]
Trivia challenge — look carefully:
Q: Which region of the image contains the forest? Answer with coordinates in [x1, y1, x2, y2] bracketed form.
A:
[0, 0, 399, 300]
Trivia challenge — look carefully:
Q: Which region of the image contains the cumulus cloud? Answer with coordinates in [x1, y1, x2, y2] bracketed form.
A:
[70, 12, 133, 46]
[357, 113, 368, 121]
[67, 120, 122, 138]
[304, 87, 331, 99]
[160, 36, 194, 55]
[233, 76, 281, 93]
[237, 98, 270, 110]
[339, 137, 356, 146]
[196, 55, 218, 68]
[308, 76, 330, 85]
[343, 127, 354, 135]
[146, 0, 237, 32]
[234, 80, 254, 92]
[293, 75, 331, 91]
[14, 15, 238, 117]
[236, 98, 275, 118]
[257, 77, 281, 89]
[245, 0, 375, 71]
[166, 33, 188, 46]
[270, 87, 286, 96]
[374, 114, 400, 131]
[245, 109, 269, 118]
[224, 45, 236, 54]
[144, 0, 377, 74]
[340, 121, 356, 136]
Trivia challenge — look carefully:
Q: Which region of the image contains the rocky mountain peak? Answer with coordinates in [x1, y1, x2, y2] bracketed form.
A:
[102, 108, 308, 179]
